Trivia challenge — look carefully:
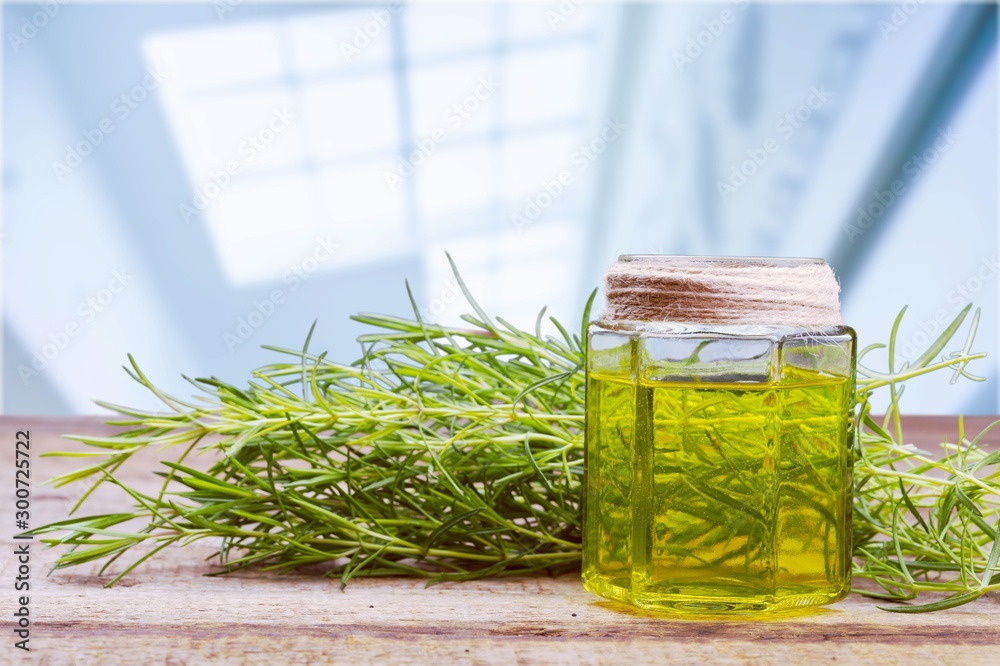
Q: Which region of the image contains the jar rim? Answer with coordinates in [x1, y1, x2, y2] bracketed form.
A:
[616, 254, 827, 267]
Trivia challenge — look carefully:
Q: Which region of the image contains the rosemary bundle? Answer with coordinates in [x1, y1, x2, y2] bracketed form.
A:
[33, 258, 998, 613]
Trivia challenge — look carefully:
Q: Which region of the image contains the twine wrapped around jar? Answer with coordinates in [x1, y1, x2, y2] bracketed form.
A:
[601, 255, 842, 327]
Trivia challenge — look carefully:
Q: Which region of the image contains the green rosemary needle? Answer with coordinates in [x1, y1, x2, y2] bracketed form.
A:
[852, 305, 1000, 612]
[31, 258, 999, 613]
[35, 258, 593, 587]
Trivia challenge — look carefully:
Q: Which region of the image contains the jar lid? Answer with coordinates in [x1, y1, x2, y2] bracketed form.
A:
[601, 255, 843, 327]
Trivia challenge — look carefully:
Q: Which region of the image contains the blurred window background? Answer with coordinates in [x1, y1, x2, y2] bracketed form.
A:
[2, 2, 997, 416]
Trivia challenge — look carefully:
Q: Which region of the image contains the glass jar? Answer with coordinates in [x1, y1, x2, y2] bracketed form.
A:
[582, 255, 855, 613]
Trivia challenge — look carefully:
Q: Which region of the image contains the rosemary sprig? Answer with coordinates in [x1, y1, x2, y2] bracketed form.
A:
[851, 304, 1000, 612]
[34, 257, 594, 586]
[31, 260, 999, 612]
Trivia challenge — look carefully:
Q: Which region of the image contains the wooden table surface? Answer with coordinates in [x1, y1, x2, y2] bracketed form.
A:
[3, 415, 1000, 665]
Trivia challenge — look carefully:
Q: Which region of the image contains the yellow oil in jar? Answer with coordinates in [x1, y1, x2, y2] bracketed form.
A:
[583, 370, 852, 613]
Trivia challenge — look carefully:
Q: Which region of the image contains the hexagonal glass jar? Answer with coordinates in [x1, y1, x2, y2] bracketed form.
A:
[582, 257, 855, 613]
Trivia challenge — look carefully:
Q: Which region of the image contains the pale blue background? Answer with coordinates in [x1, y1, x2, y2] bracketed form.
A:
[2, 2, 997, 415]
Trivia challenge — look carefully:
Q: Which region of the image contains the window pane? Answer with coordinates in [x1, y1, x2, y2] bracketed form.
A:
[286, 9, 394, 74]
[415, 145, 496, 225]
[503, 43, 592, 126]
[162, 90, 304, 183]
[207, 178, 320, 284]
[408, 58, 500, 143]
[144, 23, 285, 93]
[404, 5, 498, 58]
[301, 75, 399, 160]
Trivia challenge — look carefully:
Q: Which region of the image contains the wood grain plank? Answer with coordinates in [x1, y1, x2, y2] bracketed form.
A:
[2, 416, 998, 665]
